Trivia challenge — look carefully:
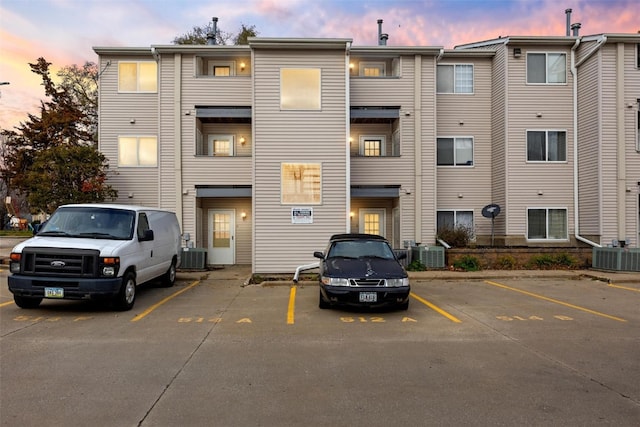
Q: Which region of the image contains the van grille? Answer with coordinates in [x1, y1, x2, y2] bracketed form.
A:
[20, 247, 100, 277]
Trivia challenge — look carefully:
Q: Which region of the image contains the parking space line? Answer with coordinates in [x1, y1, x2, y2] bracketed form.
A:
[0, 301, 14, 308]
[608, 283, 640, 293]
[410, 292, 462, 323]
[287, 286, 296, 324]
[131, 280, 201, 322]
[483, 280, 627, 323]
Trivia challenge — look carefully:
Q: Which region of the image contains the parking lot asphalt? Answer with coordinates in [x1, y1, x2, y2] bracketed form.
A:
[2, 265, 639, 426]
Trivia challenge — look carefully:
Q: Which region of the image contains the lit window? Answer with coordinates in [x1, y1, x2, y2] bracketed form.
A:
[359, 209, 386, 236]
[359, 62, 386, 77]
[118, 61, 157, 92]
[281, 163, 321, 204]
[437, 137, 474, 166]
[437, 64, 473, 93]
[208, 61, 235, 76]
[280, 68, 321, 110]
[527, 53, 566, 84]
[207, 135, 234, 156]
[528, 208, 567, 240]
[118, 136, 157, 167]
[359, 136, 385, 157]
[527, 131, 566, 162]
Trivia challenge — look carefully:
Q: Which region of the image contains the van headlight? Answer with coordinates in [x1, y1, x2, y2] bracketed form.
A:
[321, 277, 349, 287]
[386, 278, 409, 287]
[100, 257, 120, 277]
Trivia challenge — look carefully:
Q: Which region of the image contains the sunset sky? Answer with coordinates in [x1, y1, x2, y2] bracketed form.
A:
[0, 0, 638, 130]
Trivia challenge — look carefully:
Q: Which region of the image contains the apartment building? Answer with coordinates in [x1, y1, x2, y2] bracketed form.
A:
[93, 27, 640, 273]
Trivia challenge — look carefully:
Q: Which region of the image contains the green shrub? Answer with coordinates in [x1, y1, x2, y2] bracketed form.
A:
[453, 255, 481, 272]
[407, 260, 427, 271]
[495, 255, 517, 270]
[554, 252, 577, 267]
[526, 253, 578, 269]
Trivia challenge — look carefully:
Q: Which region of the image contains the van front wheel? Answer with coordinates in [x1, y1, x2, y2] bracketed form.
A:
[114, 272, 136, 311]
[159, 259, 176, 287]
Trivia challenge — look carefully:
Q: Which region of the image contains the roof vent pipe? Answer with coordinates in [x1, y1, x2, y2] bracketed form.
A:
[565, 8, 572, 36]
[571, 22, 581, 37]
[207, 17, 218, 45]
[377, 19, 388, 45]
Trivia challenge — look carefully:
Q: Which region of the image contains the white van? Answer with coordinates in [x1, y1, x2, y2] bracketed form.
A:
[8, 204, 181, 311]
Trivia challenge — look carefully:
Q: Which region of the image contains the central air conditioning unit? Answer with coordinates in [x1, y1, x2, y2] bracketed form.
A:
[592, 247, 640, 272]
[411, 246, 445, 268]
[180, 248, 207, 270]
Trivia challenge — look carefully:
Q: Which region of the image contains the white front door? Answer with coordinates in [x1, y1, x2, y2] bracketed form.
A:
[208, 210, 235, 265]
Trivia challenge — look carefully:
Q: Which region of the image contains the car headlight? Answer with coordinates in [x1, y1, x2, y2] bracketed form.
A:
[321, 277, 349, 287]
[386, 278, 409, 287]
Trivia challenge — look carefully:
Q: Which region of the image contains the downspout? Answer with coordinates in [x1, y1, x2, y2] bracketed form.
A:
[173, 53, 184, 230]
[615, 42, 626, 245]
[414, 55, 422, 242]
[572, 36, 606, 248]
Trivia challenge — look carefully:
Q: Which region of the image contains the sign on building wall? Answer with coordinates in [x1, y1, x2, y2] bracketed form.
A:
[291, 207, 313, 224]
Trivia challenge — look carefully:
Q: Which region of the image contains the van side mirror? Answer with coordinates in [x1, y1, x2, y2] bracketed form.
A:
[139, 229, 154, 242]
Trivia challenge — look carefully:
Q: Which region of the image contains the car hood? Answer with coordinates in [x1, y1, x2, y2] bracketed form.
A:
[322, 257, 407, 279]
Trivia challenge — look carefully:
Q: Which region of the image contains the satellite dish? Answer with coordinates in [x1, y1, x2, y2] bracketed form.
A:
[482, 204, 501, 219]
[481, 204, 501, 246]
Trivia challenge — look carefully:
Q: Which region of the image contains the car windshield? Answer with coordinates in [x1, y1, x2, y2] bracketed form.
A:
[38, 207, 135, 240]
[327, 240, 395, 260]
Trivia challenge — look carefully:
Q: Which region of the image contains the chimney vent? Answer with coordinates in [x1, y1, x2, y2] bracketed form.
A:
[207, 17, 218, 45]
[377, 19, 388, 46]
[565, 8, 572, 36]
[571, 22, 581, 37]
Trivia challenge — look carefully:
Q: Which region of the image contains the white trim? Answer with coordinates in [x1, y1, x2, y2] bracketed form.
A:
[526, 207, 569, 241]
[525, 129, 568, 163]
[525, 51, 567, 85]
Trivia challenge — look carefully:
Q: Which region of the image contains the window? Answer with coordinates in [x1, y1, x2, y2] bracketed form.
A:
[118, 61, 157, 92]
[527, 53, 566, 84]
[280, 68, 321, 110]
[208, 61, 235, 76]
[437, 210, 474, 233]
[637, 109, 640, 151]
[437, 64, 473, 93]
[281, 163, 321, 204]
[359, 62, 386, 77]
[118, 136, 157, 167]
[527, 130, 566, 162]
[359, 136, 385, 156]
[359, 209, 386, 236]
[437, 137, 474, 166]
[527, 208, 567, 240]
[207, 135, 234, 156]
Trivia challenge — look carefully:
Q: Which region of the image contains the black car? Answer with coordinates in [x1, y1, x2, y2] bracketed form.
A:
[314, 234, 410, 310]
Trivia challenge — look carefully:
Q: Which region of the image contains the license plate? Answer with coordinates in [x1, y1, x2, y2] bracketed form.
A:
[44, 287, 64, 298]
[359, 292, 377, 303]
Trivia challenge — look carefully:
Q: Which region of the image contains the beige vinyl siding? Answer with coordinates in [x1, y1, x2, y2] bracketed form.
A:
[181, 53, 252, 105]
[253, 48, 348, 273]
[505, 46, 575, 241]
[158, 54, 176, 213]
[97, 54, 160, 208]
[576, 49, 601, 238]
[419, 55, 437, 246]
[491, 46, 507, 236]
[599, 45, 619, 244]
[200, 198, 252, 264]
[436, 57, 493, 239]
[623, 42, 640, 246]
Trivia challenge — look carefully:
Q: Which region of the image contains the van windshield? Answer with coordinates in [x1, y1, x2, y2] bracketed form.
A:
[38, 207, 135, 240]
